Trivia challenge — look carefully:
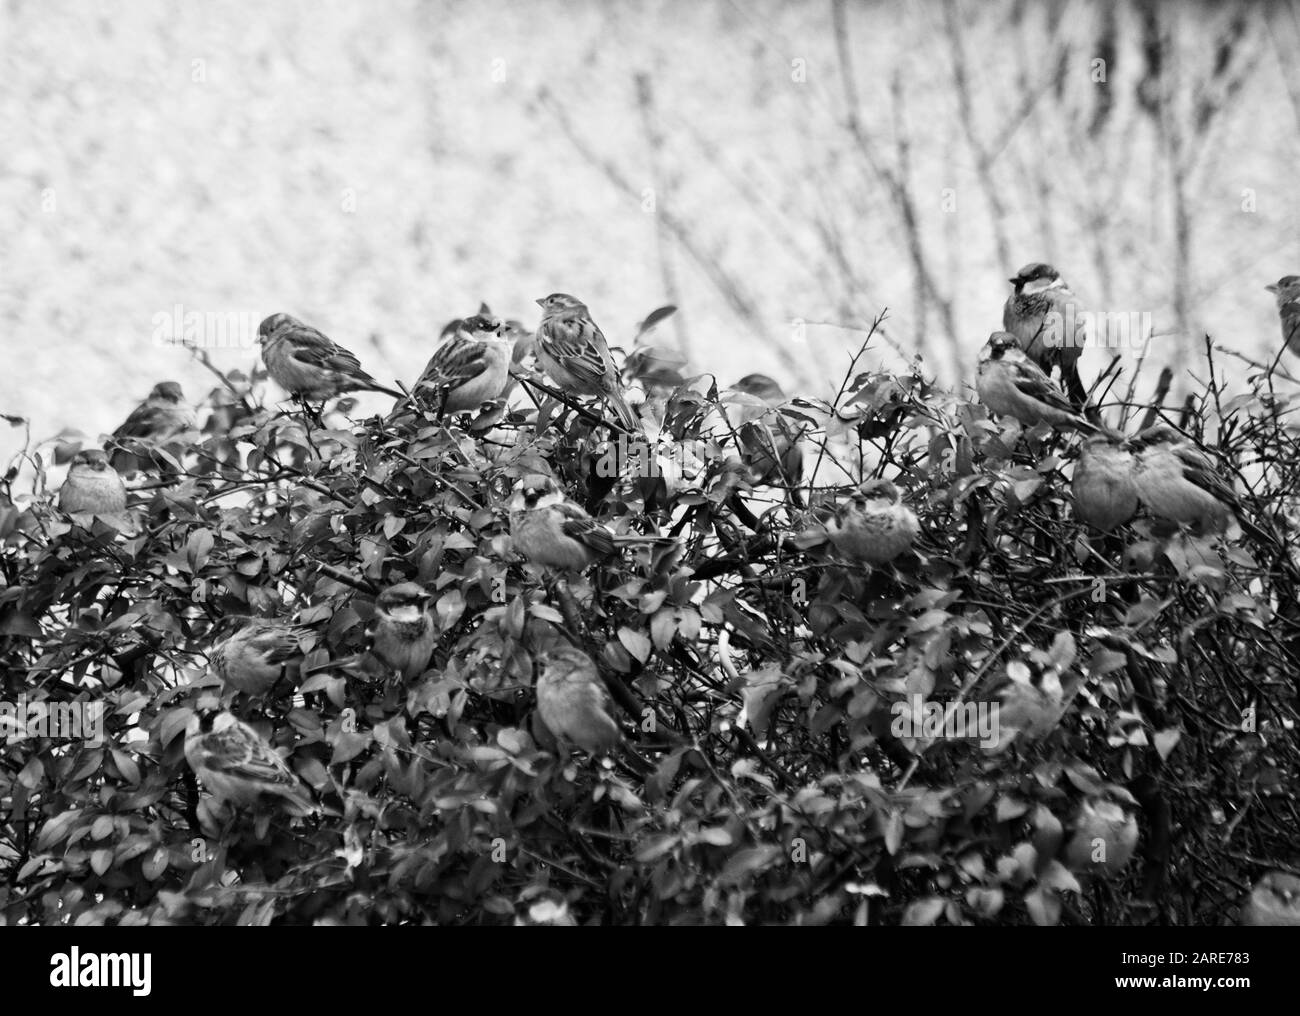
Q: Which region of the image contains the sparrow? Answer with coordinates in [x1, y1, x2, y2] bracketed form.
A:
[535, 645, 623, 754]
[1128, 426, 1235, 533]
[534, 293, 639, 431]
[368, 582, 437, 680]
[508, 475, 671, 572]
[184, 699, 318, 816]
[412, 313, 513, 416]
[823, 479, 919, 565]
[1003, 262, 1088, 405]
[210, 617, 313, 697]
[257, 313, 402, 401]
[724, 374, 804, 488]
[1060, 794, 1138, 877]
[108, 381, 196, 473]
[1265, 275, 1300, 356]
[977, 331, 1098, 433]
[535, 645, 653, 776]
[1239, 871, 1300, 926]
[1071, 434, 1139, 532]
[57, 449, 128, 516]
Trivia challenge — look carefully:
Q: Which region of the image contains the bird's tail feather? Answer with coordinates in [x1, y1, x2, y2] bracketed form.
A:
[1062, 360, 1090, 411]
[606, 389, 640, 432]
[366, 381, 404, 400]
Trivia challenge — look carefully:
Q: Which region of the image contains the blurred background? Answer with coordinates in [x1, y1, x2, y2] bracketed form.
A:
[2, 0, 1298, 471]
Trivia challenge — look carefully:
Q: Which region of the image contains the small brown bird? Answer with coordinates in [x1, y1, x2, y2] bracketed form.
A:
[536, 645, 623, 755]
[535, 645, 652, 776]
[368, 582, 437, 680]
[258, 313, 401, 402]
[508, 475, 672, 572]
[1239, 871, 1300, 926]
[413, 313, 514, 416]
[977, 332, 1098, 433]
[824, 479, 919, 565]
[184, 699, 318, 816]
[509, 475, 614, 571]
[1072, 434, 1139, 532]
[108, 381, 196, 473]
[1003, 262, 1088, 405]
[1265, 276, 1300, 356]
[210, 618, 312, 697]
[57, 449, 128, 516]
[1129, 426, 1235, 532]
[1061, 794, 1138, 877]
[534, 293, 639, 431]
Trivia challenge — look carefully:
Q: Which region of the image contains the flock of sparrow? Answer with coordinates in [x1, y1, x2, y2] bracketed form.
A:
[38, 268, 1300, 906]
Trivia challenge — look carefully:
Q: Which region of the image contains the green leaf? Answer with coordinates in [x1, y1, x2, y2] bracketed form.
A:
[618, 627, 652, 663]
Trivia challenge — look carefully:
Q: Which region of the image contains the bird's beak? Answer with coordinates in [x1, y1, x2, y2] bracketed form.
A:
[534, 298, 546, 308]
[1266, 284, 1278, 293]
[1008, 277, 1019, 286]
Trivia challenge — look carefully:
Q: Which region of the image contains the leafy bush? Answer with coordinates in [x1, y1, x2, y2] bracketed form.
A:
[1, 327, 1296, 926]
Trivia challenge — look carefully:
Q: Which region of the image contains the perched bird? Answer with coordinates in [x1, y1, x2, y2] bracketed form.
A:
[1239, 871, 1300, 926]
[368, 582, 437, 681]
[1003, 262, 1088, 405]
[210, 618, 312, 697]
[535, 645, 623, 754]
[57, 449, 128, 516]
[412, 313, 513, 416]
[534, 293, 639, 431]
[535, 645, 652, 776]
[1265, 276, 1300, 356]
[510, 475, 614, 571]
[1072, 434, 1139, 532]
[108, 381, 196, 473]
[823, 479, 919, 565]
[1129, 426, 1235, 533]
[184, 700, 318, 816]
[257, 313, 402, 402]
[1061, 794, 1139, 877]
[977, 332, 1098, 433]
[724, 374, 804, 488]
[508, 475, 671, 572]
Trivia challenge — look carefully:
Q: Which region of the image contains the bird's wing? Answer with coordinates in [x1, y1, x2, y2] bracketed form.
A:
[112, 402, 170, 441]
[555, 502, 616, 556]
[285, 327, 367, 378]
[200, 725, 299, 787]
[1172, 445, 1237, 505]
[246, 627, 305, 666]
[416, 339, 488, 391]
[1006, 358, 1076, 413]
[1281, 303, 1300, 342]
[540, 315, 615, 388]
[574, 673, 616, 716]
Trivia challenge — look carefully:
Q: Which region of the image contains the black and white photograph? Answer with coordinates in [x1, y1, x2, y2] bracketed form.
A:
[1, 0, 1298, 969]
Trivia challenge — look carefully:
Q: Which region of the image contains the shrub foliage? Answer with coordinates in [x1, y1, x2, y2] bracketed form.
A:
[1, 329, 1297, 926]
